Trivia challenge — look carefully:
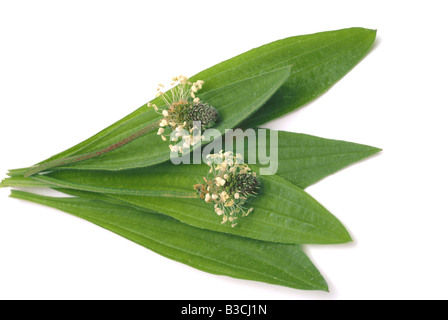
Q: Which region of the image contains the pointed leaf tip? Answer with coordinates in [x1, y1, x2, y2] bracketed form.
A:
[15, 28, 376, 173]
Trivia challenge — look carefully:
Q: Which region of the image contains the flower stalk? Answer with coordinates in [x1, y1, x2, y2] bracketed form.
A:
[24, 75, 216, 177]
[24, 122, 160, 177]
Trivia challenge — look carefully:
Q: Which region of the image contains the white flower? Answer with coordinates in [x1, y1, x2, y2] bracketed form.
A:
[220, 191, 229, 201]
[225, 199, 235, 207]
[194, 82, 203, 90]
[195, 151, 259, 227]
[157, 128, 165, 135]
[178, 75, 188, 84]
[219, 162, 228, 172]
[215, 177, 226, 186]
[147, 103, 158, 111]
[151, 76, 208, 153]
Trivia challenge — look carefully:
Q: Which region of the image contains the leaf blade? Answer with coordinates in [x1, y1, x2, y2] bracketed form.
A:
[247, 130, 381, 188]
[49, 66, 291, 171]
[10, 190, 328, 291]
[192, 27, 376, 127]
[41, 162, 351, 245]
[8, 28, 376, 175]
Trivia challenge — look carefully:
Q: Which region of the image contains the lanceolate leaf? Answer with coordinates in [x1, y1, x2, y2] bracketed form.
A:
[217, 28, 377, 127]
[9, 27, 375, 176]
[1, 28, 379, 293]
[1, 130, 379, 244]
[245, 130, 381, 189]
[37, 67, 292, 172]
[9, 67, 290, 175]
[2, 130, 380, 190]
[28, 162, 351, 245]
[10, 190, 329, 291]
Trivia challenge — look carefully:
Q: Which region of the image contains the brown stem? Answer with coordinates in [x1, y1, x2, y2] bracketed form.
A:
[24, 121, 160, 177]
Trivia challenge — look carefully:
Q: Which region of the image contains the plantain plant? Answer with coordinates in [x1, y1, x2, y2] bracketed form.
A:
[1, 27, 379, 291]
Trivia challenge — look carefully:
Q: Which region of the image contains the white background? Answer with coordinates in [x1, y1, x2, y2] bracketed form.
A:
[1, 0, 447, 300]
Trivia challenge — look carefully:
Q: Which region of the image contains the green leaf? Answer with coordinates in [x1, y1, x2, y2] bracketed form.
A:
[1, 130, 379, 245]
[207, 28, 377, 128]
[246, 130, 381, 189]
[0, 176, 49, 188]
[10, 190, 329, 291]
[13, 66, 291, 175]
[3, 130, 380, 190]
[32, 162, 351, 245]
[9, 27, 375, 176]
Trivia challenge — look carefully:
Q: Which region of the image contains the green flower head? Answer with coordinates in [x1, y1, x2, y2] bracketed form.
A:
[194, 151, 260, 227]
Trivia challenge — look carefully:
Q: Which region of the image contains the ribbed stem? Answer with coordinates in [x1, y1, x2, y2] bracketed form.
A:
[24, 121, 160, 177]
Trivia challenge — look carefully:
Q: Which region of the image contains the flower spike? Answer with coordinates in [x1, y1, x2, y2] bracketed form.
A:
[149, 76, 219, 151]
[194, 151, 260, 227]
